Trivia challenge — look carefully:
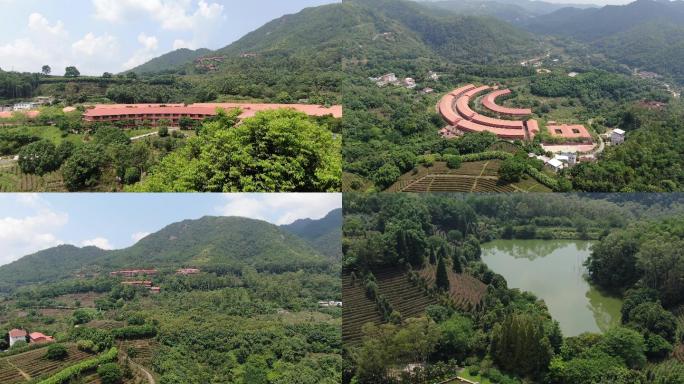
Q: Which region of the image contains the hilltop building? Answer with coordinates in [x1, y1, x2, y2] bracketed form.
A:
[611, 128, 625, 145]
[110, 269, 158, 277]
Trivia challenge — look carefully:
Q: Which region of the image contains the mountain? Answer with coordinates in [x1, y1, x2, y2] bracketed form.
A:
[281, 208, 342, 259]
[526, 0, 684, 82]
[422, 0, 597, 25]
[0, 216, 330, 291]
[128, 48, 212, 74]
[132, 0, 539, 76]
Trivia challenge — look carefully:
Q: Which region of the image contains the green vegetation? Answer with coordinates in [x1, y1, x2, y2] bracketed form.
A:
[0, 212, 341, 383]
[129, 109, 341, 192]
[343, 193, 684, 383]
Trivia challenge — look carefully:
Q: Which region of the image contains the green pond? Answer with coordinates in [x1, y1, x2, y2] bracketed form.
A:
[481, 239, 622, 336]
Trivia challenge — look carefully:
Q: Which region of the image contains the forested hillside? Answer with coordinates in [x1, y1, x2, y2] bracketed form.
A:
[0, 214, 340, 292]
[527, 0, 684, 83]
[128, 48, 212, 74]
[281, 208, 343, 259]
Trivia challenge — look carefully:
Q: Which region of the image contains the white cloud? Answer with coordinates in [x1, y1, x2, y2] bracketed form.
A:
[28, 13, 67, 36]
[72, 33, 118, 56]
[92, 0, 224, 30]
[81, 237, 114, 250]
[172, 39, 194, 50]
[217, 194, 342, 225]
[131, 232, 151, 242]
[122, 33, 160, 70]
[0, 196, 67, 266]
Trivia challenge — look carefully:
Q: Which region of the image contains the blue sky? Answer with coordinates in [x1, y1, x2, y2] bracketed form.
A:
[0, 0, 339, 75]
[0, 193, 341, 267]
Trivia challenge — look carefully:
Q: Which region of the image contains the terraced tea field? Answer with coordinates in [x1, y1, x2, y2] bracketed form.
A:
[0, 164, 64, 192]
[342, 172, 374, 192]
[343, 268, 437, 345]
[419, 264, 487, 311]
[386, 161, 549, 192]
[0, 344, 95, 383]
[342, 273, 384, 345]
[120, 339, 158, 367]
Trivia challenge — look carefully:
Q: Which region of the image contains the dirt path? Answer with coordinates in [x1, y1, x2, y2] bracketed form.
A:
[6, 360, 30, 381]
[128, 358, 156, 384]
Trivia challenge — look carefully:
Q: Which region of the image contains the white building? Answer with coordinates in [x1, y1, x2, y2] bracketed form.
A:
[318, 300, 342, 308]
[611, 129, 625, 145]
[9, 329, 27, 347]
[428, 71, 439, 81]
[547, 158, 565, 173]
[13, 102, 37, 111]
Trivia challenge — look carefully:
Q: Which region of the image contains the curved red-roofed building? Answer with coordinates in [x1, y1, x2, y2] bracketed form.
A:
[482, 89, 532, 116]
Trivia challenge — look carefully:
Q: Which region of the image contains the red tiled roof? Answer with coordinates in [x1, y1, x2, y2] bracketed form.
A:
[457, 120, 526, 140]
[547, 124, 592, 141]
[29, 332, 54, 343]
[482, 89, 532, 116]
[9, 329, 27, 338]
[82, 103, 342, 120]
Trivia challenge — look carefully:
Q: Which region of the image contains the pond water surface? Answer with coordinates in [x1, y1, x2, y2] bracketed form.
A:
[481, 239, 622, 336]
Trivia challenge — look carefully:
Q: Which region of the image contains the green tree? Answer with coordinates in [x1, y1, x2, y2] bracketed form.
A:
[498, 156, 526, 183]
[97, 362, 123, 384]
[243, 356, 268, 384]
[45, 343, 68, 360]
[435, 256, 449, 291]
[597, 327, 646, 369]
[62, 145, 107, 191]
[41, 65, 51, 76]
[18, 140, 61, 175]
[490, 313, 553, 377]
[130, 109, 341, 192]
[64, 66, 80, 77]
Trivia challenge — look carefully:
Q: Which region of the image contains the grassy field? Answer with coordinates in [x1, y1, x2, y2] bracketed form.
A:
[1, 126, 83, 146]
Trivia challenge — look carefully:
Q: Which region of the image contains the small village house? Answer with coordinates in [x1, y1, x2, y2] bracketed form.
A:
[611, 128, 625, 145]
[8, 329, 27, 347]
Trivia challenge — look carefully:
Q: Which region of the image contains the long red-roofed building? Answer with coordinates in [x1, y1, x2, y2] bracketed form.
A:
[482, 89, 532, 116]
[82, 103, 342, 127]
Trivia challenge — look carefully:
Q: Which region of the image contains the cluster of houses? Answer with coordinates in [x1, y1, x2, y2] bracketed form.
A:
[109, 268, 202, 294]
[7, 329, 54, 348]
[369, 71, 440, 94]
[0, 97, 54, 113]
[370, 73, 416, 89]
[530, 152, 579, 173]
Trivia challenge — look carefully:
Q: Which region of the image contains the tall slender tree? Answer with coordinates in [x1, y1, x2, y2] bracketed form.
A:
[436, 256, 449, 291]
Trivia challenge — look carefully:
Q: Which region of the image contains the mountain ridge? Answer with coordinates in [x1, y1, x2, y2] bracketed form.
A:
[0, 213, 340, 292]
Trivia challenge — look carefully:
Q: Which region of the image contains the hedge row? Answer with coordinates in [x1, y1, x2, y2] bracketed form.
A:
[111, 325, 157, 340]
[526, 165, 560, 191]
[460, 151, 513, 162]
[38, 347, 118, 384]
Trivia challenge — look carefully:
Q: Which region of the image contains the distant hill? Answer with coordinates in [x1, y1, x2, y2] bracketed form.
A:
[526, 0, 684, 82]
[281, 208, 342, 259]
[349, 0, 539, 65]
[0, 216, 329, 291]
[128, 48, 212, 74]
[422, 0, 597, 25]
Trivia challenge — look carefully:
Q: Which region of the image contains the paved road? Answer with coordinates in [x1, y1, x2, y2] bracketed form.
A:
[130, 127, 180, 141]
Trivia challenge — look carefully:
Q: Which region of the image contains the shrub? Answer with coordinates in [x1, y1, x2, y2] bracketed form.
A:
[77, 340, 96, 353]
[445, 155, 462, 169]
[45, 344, 68, 360]
[97, 363, 123, 384]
